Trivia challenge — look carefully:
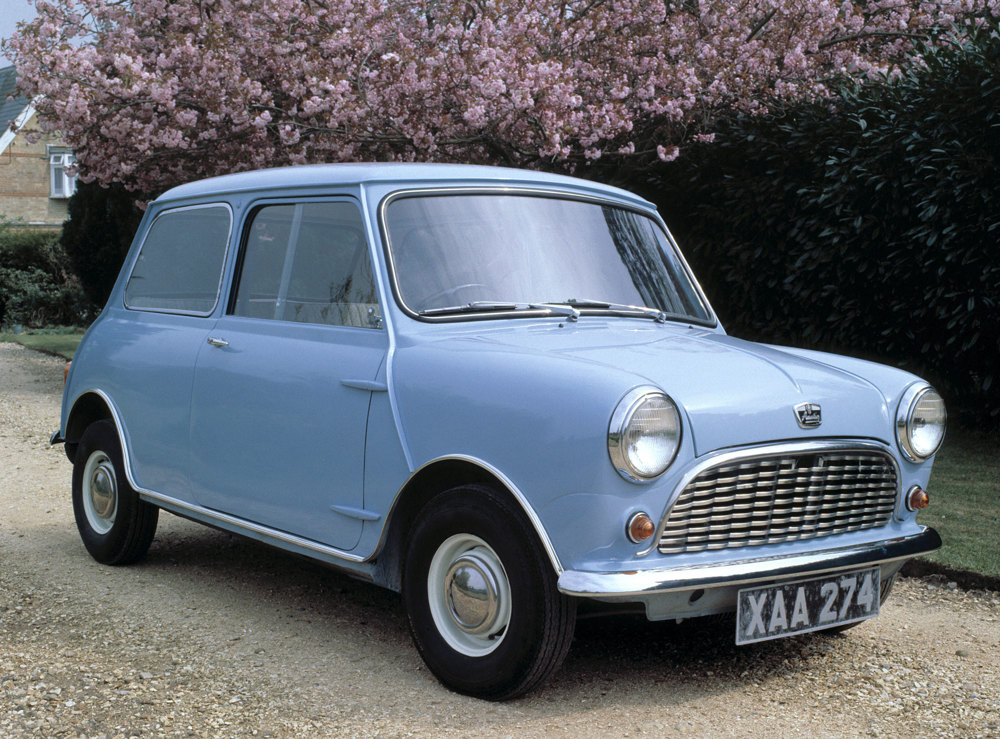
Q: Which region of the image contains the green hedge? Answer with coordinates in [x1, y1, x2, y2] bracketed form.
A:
[640, 25, 1000, 427]
[60, 181, 144, 307]
[0, 227, 91, 328]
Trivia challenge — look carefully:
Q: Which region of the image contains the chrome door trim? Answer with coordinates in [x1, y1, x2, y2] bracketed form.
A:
[72, 388, 369, 566]
[72, 390, 558, 574]
[141, 487, 369, 563]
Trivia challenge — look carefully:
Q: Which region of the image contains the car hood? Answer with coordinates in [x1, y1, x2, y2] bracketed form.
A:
[431, 321, 893, 456]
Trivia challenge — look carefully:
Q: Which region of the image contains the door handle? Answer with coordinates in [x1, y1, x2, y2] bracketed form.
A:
[207, 337, 229, 347]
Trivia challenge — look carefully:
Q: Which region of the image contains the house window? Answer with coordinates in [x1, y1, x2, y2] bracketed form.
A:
[49, 149, 77, 198]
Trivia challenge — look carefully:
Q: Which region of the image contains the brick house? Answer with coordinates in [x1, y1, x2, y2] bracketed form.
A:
[0, 64, 75, 230]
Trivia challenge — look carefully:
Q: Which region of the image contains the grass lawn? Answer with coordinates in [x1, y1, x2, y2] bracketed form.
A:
[917, 426, 1000, 579]
[0, 328, 85, 359]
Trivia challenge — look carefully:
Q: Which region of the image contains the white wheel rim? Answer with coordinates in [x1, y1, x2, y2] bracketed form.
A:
[82, 450, 118, 535]
[427, 534, 511, 657]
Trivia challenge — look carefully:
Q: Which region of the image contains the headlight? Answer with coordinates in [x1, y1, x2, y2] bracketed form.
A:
[896, 385, 947, 462]
[608, 386, 681, 482]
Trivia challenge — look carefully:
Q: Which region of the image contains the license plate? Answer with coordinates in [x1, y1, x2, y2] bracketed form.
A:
[736, 567, 880, 645]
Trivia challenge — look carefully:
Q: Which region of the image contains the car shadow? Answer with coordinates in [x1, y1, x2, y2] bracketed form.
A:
[132, 514, 853, 708]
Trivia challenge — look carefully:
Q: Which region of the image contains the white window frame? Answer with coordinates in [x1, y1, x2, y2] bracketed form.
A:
[48, 147, 77, 199]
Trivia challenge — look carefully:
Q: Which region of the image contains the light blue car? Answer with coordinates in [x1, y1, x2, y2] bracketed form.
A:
[53, 163, 945, 699]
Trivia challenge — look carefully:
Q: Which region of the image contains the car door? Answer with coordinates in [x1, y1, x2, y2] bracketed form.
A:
[187, 198, 387, 551]
[104, 203, 233, 498]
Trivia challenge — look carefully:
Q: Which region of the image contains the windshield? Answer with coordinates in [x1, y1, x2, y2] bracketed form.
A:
[382, 193, 713, 324]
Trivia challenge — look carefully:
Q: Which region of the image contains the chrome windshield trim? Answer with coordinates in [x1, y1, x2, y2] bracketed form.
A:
[560, 527, 940, 598]
[376, 186, 718, 328]
[636, 439, 901, 557]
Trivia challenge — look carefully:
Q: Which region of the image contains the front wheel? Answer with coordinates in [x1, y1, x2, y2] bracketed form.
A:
[72, 420, 158, 565]
[402, 485, 576, 699]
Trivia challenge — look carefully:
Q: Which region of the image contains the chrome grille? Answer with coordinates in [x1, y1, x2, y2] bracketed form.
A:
[657, 450, 897, 554]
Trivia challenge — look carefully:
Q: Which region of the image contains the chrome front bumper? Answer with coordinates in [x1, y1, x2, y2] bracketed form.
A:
[558, 526, 940, 598]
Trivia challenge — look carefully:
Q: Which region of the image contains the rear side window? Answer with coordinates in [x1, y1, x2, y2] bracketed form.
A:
[125, 205, 232, 315]
[232, 201, 379, 328]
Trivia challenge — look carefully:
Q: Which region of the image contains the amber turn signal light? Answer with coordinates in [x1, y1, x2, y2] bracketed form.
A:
[906, 485, 930, 511]
[63, 361, 71, 385]
[627, 512, 656, 543]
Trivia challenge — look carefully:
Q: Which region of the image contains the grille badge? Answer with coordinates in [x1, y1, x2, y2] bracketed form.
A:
[794, 402, 822, 428]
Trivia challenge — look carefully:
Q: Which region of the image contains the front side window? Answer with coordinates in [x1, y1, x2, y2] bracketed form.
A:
[124, 205, 231, 314]
[232, 201, 379, 329]
[49, 149, 77, 198]
[382, 193, 712, 324]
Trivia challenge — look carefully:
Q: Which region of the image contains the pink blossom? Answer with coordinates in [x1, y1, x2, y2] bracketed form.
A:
[2, 0, 995, 195]
[657, 145, 680, 163]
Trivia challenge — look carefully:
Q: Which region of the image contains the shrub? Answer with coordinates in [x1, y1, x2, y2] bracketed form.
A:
[639, 25, 1000, 426]
[0, 226, 92, 328]
[60, 181, 144, 307]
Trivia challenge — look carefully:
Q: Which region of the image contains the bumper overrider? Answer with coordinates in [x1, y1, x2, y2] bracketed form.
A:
[558, 526, 940, 599]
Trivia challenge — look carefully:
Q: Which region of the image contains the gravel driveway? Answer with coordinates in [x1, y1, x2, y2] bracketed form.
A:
[1, 342, 998, 738]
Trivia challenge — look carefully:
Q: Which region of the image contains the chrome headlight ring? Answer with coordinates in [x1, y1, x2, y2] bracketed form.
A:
[608, 386, 682, 483]
[896, 384, 947, 462]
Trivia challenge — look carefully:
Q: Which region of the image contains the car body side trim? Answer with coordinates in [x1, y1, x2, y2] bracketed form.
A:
[70, 389, 562, 574]
[559, 526, 940, 598]
[373, 454, 566, 575]
[70, 388, 369, 564]
[141, 487, 370, 563]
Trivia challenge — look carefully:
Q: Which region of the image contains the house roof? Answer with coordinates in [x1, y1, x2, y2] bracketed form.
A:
[0, 65, 30, 130]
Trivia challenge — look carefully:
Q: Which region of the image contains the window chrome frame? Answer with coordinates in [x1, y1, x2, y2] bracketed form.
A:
[377, 186, 718, 328]
[225, 194, 383, 330]
[123, 202, 234, 318]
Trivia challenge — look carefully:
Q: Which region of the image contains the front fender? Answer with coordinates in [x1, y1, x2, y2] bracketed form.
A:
[388, 338, 689, 570]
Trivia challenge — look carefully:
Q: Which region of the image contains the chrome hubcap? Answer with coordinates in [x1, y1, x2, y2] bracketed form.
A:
[445, 552, 500, 634]
[428, 534, 511, 656]
[82, 451, 118, 535]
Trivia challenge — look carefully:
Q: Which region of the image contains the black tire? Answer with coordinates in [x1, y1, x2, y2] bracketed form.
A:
[402, 484, 576, 700]
[72, 420, 158, 565]
[821, 573, 897, 635]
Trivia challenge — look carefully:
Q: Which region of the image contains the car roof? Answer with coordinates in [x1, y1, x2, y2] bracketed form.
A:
[156, 162, 653, 209]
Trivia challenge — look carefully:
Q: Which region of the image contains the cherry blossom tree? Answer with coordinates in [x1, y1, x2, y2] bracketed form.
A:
[5, 0, 997, 194]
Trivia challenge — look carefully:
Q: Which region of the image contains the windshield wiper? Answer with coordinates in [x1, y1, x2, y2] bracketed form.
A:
[419, 301, 520, 316]
[419, 301, 581, 320]
[562, 298, 668, 323]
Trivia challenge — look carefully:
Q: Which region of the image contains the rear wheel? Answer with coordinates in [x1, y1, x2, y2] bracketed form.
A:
[72, 420, 158, 565]
[402, 484, 576, 699]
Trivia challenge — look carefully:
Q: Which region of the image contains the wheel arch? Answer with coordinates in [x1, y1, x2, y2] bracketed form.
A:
[64, 391, 117, 464]
[372, 456, 563, 592]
